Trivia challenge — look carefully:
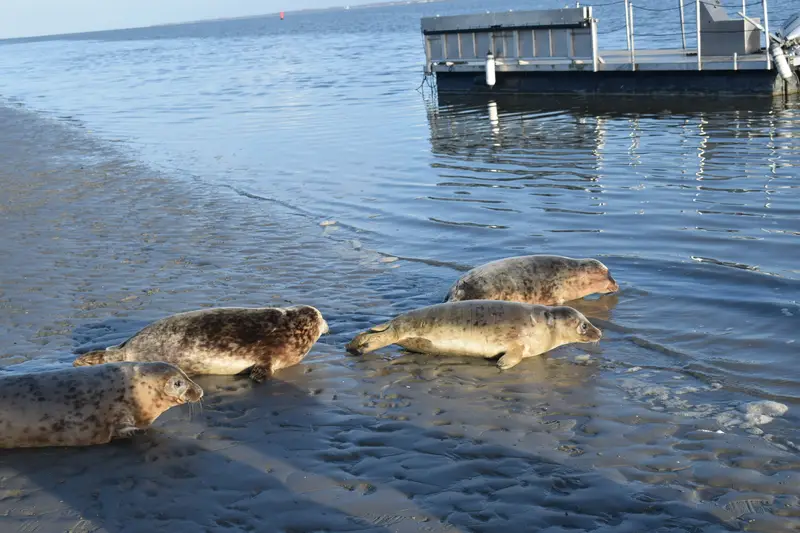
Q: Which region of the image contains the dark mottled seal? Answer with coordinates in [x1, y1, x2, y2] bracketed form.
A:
[73, 305, 329, 382]
[445, 254, 619, 306]
[346, 300, 602, 370]
[0, 362, 202, 449]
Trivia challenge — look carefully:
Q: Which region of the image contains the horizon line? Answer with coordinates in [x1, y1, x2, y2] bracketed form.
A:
[0, 0, 445, 43]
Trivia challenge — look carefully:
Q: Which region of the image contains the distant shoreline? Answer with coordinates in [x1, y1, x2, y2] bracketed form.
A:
[0, 0, 447, 44]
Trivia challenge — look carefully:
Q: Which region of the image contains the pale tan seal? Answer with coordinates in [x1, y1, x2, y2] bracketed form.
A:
[73, 305, 329, 382]
[346, 300, 602, 370]
[445, 254, 619, 306]
[0, 362, 202, 449]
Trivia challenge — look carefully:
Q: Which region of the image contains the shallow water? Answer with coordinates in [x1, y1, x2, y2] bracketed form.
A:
[1, 0, 800, 530]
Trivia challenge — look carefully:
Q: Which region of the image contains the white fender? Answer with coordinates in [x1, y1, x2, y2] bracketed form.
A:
[485, 52, 496, 88]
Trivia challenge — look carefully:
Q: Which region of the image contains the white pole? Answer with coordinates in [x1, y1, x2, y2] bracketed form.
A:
[696, 0, 702, 71]
[679, 0, 687, 50]
[629, 2, 636, 70]
[624, 0, 631, 51]
[590, 7, 599, 72]
[762, 0, 771, 69]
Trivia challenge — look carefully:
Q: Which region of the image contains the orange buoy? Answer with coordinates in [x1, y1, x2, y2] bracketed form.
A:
[280, 11, 285, 20]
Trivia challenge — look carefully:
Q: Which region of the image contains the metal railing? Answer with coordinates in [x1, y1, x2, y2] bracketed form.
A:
[619, 0, 772, 70]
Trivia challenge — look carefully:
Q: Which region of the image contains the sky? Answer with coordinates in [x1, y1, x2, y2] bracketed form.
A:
[1, 0, 370, 39]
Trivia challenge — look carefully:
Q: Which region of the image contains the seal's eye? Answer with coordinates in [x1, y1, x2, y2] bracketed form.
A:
[580, 323, 588, 332]
[173, 379, 184, 388]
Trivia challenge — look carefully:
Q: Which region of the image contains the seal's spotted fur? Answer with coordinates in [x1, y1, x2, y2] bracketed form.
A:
[0, 362, 202, 449]
[445, 255, 618, 306]
[347, 300, 602, 370]
[74, 305, 329, 382]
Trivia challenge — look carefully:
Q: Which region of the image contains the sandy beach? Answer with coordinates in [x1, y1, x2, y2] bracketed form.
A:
[1, 101, 800, 533]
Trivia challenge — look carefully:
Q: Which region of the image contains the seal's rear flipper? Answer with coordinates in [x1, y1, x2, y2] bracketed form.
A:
[73, 348, 115, 367]
[443, 280, 465, 302]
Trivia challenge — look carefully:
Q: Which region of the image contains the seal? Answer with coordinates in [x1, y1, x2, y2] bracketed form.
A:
[445, 254, 619, 306]
[73, 305, 329, 382]
[346, 300, 602, 370]
[0, 362, 202, 449]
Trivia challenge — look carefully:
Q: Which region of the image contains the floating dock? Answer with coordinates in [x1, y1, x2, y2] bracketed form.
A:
[420, 1, 800, 96]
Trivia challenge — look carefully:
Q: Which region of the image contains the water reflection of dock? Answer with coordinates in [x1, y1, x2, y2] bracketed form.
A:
[424, 94, 798, 223]
[426, 93, 796, 162]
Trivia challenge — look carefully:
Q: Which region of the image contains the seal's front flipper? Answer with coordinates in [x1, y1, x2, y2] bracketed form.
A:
[249, 365, 273, 383]
[496, 344, 527, 370]
[112, 415, 146, 440]
[117, 427, 145, 438]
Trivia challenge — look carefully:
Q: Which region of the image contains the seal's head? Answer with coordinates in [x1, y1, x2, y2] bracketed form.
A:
[548, 306, 602, 343]
[346, 322, 393, 356]
[136, 362, 204, 405]
[287, 304, 329, 337]
[581, 258, 619, 295]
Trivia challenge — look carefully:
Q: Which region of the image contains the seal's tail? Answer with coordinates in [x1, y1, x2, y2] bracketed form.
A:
[346, 322, 396, 355]
[73, 347, 121, 367]
[443, 280, 465, 302]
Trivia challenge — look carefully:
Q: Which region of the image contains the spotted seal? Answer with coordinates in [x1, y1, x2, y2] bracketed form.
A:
[445, 254, 619, 305]
[0, 362, 202, 449]
[346, 300, 602, 370]
[73, 305, 329, 382]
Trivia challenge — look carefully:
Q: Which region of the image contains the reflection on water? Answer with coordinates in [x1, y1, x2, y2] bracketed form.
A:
[425, 93, 799, 271]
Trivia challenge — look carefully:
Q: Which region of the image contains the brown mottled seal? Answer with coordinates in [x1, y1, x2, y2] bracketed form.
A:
[346, 300, 602, 370]
[73, 305, 329, 382]
[445, 254, 619, 306]
[0, 362, 202, 449]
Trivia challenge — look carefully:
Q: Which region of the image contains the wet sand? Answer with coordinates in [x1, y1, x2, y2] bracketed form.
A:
[2, 104, 800, 532]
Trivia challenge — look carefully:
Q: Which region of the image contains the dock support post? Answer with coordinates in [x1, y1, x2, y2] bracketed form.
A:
[590, 7, 599, 72]
[679, 0, 687, 50]
[629, 3, 636, 70]
[624, 0, 631, 51]
[742, 0, 746, 17]
[762, 0, 771, 69]
[734, 52, 738, 70]
[695, 0, 702, 70]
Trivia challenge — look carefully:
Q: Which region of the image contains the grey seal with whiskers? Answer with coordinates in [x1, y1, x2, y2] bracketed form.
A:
[0, 362, 202, 449]
[73, 305, 329, 382]
[346, 300, 602, 370]
[445, 254, 619, 305]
